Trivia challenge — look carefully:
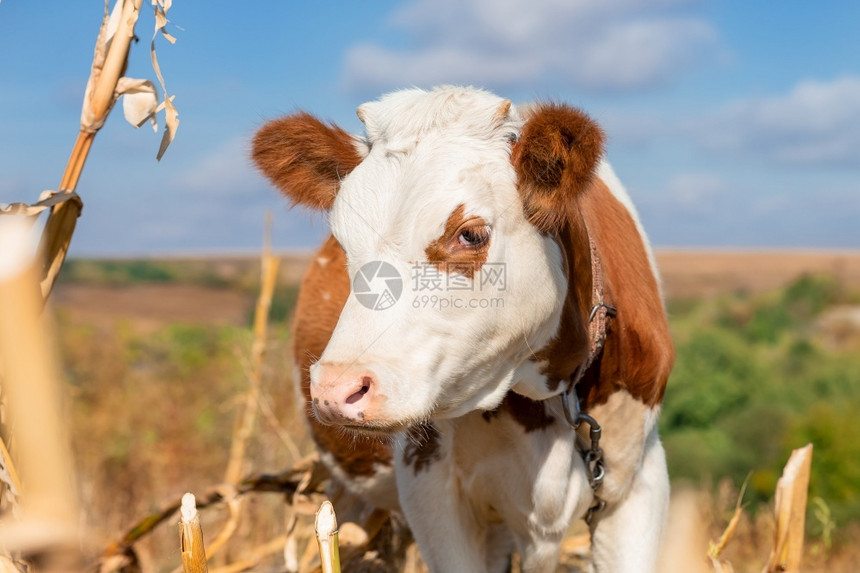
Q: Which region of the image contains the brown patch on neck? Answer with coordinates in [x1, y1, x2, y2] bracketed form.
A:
[543, 179, 675, 409]
[292, 236, 393, 476]
[576, 180, 674, 408]
[424, 204, 490, 279]
[402, 422, 442, 474]
[483, 392, 556, 432]
[532, 210, 593, 392]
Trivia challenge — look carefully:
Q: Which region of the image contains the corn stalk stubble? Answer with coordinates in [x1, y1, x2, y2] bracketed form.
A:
[314, 501, 341, 573]
[180, 493, 209, 573]
[762, 444, 814, 573]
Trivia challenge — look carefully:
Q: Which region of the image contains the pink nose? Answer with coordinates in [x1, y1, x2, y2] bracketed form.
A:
[310, 363, 378, 425]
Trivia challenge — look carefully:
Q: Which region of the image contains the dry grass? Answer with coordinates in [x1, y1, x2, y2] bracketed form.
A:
[3, 251, 859, 571]
[656, 250, 860, 299]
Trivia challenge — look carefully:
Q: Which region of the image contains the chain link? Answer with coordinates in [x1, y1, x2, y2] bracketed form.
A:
[562, 385, 605, 524]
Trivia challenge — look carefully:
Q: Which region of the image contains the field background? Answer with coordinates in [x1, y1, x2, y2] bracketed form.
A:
[40, 249, 860, 572]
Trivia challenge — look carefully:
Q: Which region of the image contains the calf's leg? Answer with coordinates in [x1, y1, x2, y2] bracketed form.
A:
[588, 424, 669, 572]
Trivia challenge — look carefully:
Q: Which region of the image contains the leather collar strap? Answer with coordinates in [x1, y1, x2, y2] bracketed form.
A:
[560, 231, 616, 524]
[570, 234, 616, 392]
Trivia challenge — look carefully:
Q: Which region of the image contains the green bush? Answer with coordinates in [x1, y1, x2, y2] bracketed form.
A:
[661, 274, 860, 526]
[61, 259, 177, 284]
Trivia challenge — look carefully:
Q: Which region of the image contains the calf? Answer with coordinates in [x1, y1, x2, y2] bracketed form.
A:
[253, 86, 674, 572]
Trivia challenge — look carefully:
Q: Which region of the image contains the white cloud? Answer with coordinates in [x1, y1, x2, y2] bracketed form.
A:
[634, 171, 735, 224]
[599, 111, 669, 145]
[342, 0, 718, 93]
[695, 76, 860, 167]
[174, 136, 261, 196]
[665, 172, 727, 207]
[635, 171, 860, 247]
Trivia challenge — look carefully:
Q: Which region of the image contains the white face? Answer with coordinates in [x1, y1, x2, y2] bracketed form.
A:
[308, 88, 566, 431]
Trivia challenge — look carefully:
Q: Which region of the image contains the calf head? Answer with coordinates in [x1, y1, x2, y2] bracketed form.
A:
[253, 87, 603, 433]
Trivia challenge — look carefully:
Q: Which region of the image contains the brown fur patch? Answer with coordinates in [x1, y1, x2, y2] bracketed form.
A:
[511, 103, 604, 233]
[292, 235, 393, 476]
[575, 180, 675, 408]
[402, 422, 442, 474]
[424, 204, 490, 279]
[252, 112, 362, 210]
[532, 211, 593, 392]
[483, 392, 556, 432]
[533, 180, 673, 409]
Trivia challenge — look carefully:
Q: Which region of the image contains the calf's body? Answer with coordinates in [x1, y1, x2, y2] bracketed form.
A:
[254, 86, 674, 572]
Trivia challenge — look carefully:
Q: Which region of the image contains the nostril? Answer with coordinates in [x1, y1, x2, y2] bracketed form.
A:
[345, 376, 372, 405]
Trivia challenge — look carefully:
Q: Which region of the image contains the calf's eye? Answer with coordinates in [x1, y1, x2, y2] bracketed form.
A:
[458, 226, 490, 248]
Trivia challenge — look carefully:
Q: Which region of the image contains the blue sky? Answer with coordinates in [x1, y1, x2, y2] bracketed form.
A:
[0, 1, 858, 255]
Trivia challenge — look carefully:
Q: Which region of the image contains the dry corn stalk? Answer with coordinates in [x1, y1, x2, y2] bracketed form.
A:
[656, 490, 710, 573]
[708, 473, 750, 569]
[180, 493, 209, 573]
[762, 444, 813, 573]
[196, 215, 282, 565]
[0, 0, 180, 300]
[0, 225, 79, 554]
[99, 453, 328, 570]
[207, 535, 288, 573]
[224, 213, 281, 485]
[42, 0, 146, 300]
[315, 501, 341, 573]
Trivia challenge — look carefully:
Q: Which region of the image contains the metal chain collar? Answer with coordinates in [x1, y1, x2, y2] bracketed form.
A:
[562, 378, 606, 524]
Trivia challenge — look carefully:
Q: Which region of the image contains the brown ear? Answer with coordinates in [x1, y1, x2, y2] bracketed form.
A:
[252, 112, 362, 210]
[511, 103, 604, 232]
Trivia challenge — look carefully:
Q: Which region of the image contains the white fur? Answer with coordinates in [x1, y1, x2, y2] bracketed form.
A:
[589, 422, 670, 572]
[395, 405, 593, 572]
[308, 86, 669, 572]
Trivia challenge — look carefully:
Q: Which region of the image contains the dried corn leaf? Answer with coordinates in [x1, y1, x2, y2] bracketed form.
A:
[79, 0, 178, 157]
[0, 213, 41, 280]
[153, 1, 176, 43]
[118, 77, 159, 130]
[0, 554, 24, 573]
[708, 474, 750, 559]
[0, 189, 81, 218]
[0, 435, 22, 506]
[150, 0, 179, 160]
[0, 190, 83, 301]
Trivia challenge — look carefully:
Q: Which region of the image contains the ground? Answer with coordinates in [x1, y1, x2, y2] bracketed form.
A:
[52, 250, 860, 326]
[36, 248, 860, 572]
